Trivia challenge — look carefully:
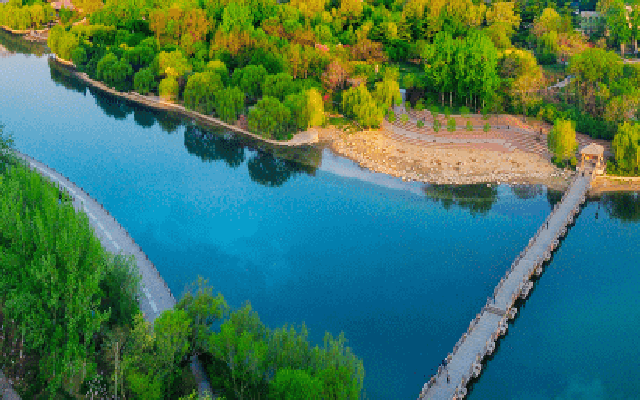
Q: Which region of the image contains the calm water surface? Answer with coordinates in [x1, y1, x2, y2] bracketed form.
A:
[1, 34, 638, 399]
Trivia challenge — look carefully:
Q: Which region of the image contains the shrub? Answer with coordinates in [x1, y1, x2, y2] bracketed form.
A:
[417, 120, 424, 128]
[460, 106, 470, 117]
[447, 118, 456, 132]
[159, 76, 179, 101]
[389, 112, 396, 122]
[433, 120, 441, 132]
[483, 123, 491, 132]
[466, 120, 473, 131]
[569, 156, 577, 169]
[400, 113, 409, 124]
[415, 99, 425, 111]
[443, 106, 451, 118]
[430, 105, 439, 119]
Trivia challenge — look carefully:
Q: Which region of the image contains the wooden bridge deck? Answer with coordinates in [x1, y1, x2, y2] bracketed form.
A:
[419, 173, 592, 399]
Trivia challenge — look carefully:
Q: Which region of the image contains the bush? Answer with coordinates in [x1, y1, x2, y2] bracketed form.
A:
[433, 120, 441, 132]
[447, 118, 456, 132]
[159, 76, 179, 101]
[415, 99, 425, 111]
[460, 106, 470, 117]
[430, 105, 439, 119]
[400, 113, 409, 124]
[388, 112, 396, 122]
[483, 123, 491, 132]
[466, 120, 473, 131]
[248, 96, 292, 140]
[417, 120, 424, 128]
[569, 156, 577, 169]
[443, 106, 451, 118]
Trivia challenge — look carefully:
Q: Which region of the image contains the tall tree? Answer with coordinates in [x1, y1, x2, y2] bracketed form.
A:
[547, 118, 578, 162]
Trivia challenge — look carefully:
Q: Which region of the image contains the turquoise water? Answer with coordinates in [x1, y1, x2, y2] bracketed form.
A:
[1, 38, 638, 399]
[471, 194, 640, 400]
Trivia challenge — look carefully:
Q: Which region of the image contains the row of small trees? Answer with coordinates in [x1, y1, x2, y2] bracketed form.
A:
[0, 0, 56, 31]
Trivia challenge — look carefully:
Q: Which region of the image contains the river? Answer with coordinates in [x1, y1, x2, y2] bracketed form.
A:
[1, 32, 638, 399]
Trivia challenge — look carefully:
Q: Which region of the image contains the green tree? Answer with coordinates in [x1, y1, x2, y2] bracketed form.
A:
[606, 0, 632, 56]
[216, 86, 245, 123]
[207, 303, 270, 398]
[134, 67, 158, 95]
[232, 64, 268, 102]
[547, 119, 578, 163]
[263, 72, 297, 101]
[248, 96, 292, 140]
[97, 53, 134, 91]
[183, 72, 223, 115]
[373, 67, 401, 111]
[612, 121, 640, 173]
[342, 85, 384, 129]
[159, 76, 179, 101]
[268, 369, 323, 400]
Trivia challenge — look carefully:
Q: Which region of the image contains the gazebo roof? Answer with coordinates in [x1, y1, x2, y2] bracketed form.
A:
[580, 143, 604, 156]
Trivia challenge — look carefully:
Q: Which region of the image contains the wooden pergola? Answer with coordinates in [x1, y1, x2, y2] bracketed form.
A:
[579, 143, 605, 172]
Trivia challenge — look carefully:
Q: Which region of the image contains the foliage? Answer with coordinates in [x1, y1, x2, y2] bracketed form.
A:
[484, 123, 491, 132]
[466, 120, 473, 131]
[232, 64, 268, 101]
[433, 119, 441, 132]
[342, 85, 384, 129]
[415, 99, 425, 111]
[459, 106, 470, 117]
[133, 67, 158, 95]
[547, 119, 578, 162]
[48, 25, 80, 61]
[159, 76, 179, 101]
[97, 53, 133, 91]
[400, 113, 409, 124]
[447, 118, 456, 132]
[216, 86, 245, 123]
[183, 72, 223, 115]
[417, 119, 424, 128]
[611, 122, 640, 174]
[248, 96, 292, 140]
[263, 72, 297, 101]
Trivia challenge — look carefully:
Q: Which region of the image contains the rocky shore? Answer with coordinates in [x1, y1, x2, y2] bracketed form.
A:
[319, 127, 576, 191]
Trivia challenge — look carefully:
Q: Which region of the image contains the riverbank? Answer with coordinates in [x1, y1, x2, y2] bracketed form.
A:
[51, 55, 319, 147]
[319, 125, 576, 191]
[590, 175, 640, 194]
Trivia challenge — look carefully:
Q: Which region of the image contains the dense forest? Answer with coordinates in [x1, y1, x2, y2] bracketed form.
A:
[3, 0, 640, 170]
[0, 125, 364, 398]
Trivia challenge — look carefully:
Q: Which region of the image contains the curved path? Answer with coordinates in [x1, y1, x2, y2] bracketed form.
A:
[8, 151, 212, 397]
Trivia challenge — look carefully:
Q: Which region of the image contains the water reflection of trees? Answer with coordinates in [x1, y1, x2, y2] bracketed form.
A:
[184, 124, 245, 168]
[90, 86, 134, 120]
[601, 192, 640, 222]
[184, 123, 320, 187]
[155, 111, 183, 134]
[132, 104, 157, 129]
[48, 58, 87, 95]
[546, 188, 563, 208]
[511, 184, 543, 200]
[423, 184, 498, 216]
[0, 29, 47, 57]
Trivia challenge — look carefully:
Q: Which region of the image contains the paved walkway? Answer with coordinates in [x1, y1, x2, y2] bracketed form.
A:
[420, 173, 592, 399]
[6, 151, 212, 398]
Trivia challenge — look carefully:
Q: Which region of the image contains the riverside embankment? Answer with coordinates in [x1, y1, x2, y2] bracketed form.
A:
[51, 55, 319, 147]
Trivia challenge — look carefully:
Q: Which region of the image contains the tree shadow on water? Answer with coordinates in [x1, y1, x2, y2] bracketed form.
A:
[423, 183, 499, 216]
[601, 191, 640, 222]
[48, 58, 87, 96]
[184, 124, 245, 168]
[90, 86, 133, 120]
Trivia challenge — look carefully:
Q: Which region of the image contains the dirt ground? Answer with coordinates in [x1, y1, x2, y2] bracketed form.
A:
[317, 126, 576, 191]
